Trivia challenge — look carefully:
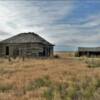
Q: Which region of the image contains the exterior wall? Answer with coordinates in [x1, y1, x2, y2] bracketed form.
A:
[77, 51, 100, 57]
[38, 45, 53, 57]
[49, 46, 53, 56]
[78, 47, 100, 52]
[0, 44, 4, 56]
[77, 47, 100, 57]
[0, 43, 54, 57]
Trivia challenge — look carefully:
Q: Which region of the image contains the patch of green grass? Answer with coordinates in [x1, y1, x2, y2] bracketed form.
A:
[26, 75, 51, 91]
[87, 63, 100, 68]
[84, 58, 100, 68]
[0, 84, 14, 93]
[57, 83, 68, 100]
[96, 79, 100, 88]
[82, 84, 96, 100]
[43, 86, 54, 100]
[25, 75, 100, 100]
[78, 77, 98, 100]
[67, 86, 79, 100]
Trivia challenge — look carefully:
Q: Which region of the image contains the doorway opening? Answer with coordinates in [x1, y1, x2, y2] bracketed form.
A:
[6, 46, 9, 55]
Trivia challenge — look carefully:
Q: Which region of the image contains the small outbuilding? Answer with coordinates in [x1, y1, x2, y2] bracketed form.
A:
[0, 32, 54, 58]
[77, 47, 100, 57]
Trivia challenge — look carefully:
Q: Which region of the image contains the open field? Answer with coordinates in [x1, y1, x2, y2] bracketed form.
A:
[0, 52, 100, 100]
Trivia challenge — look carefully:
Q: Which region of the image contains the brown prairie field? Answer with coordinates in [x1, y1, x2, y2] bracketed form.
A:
[0, 52, 100, 100]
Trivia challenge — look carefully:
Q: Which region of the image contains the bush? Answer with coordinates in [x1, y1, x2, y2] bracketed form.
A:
[57, 83, 67, 100]
[87, 64, 100, 68]
[43, 86, 54, 100]
[0, 84, 13, 93]
[54, 55, 60, 59]
[26, 76, 51, 91]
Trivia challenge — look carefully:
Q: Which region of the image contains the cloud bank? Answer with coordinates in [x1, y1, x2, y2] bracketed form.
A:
[0, 0, 100, 51]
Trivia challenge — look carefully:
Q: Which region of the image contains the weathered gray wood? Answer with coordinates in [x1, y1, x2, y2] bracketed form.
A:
[77, 47, 100, 57]
[0, 32, 54, 57]
[78, 47, 100, 52]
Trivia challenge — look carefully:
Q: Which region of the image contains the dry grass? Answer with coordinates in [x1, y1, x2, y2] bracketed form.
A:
[0, 52, 100, 100]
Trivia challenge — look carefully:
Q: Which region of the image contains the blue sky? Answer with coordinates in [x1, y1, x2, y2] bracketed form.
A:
[0, 0, 100, 51]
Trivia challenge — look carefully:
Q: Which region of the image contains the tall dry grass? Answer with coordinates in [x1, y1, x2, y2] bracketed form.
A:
[0, 52, 99, 100]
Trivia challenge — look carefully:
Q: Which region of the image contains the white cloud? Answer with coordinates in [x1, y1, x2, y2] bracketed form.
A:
[0, 0, 100, 51]
[0, 0, 74, 40]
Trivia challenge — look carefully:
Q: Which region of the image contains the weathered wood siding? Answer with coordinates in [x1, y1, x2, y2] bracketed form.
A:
[77, 47, 100, 57]
[0, 43, 53, 57]
[78, 47, 100, 52]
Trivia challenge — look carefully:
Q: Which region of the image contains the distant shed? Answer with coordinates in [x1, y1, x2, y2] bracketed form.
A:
[0, 32, 54, 58]
[77, 47, 100, 57]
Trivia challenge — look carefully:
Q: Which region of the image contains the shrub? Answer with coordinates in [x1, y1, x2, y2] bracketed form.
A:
[87, 63, 100, 68]
[0, 84, 14, 93]
[96, 79, 100, 88]
[26, 76, 51, 91]
[43, 86, 54, 100]
[54, 55, 60, 59]
[57, 83, 67, 100]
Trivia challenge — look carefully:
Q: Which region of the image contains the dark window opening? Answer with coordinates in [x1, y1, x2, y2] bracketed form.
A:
[6, 46, 9, 55]
[43, 47, 46, 56]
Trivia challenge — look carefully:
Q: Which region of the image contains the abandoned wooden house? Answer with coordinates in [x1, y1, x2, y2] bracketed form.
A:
[77, 47, 100, 57]
[0, 32, 54, 57]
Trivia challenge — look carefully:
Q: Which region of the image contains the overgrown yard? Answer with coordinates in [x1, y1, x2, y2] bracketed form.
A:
[0, 52, 100, 100]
